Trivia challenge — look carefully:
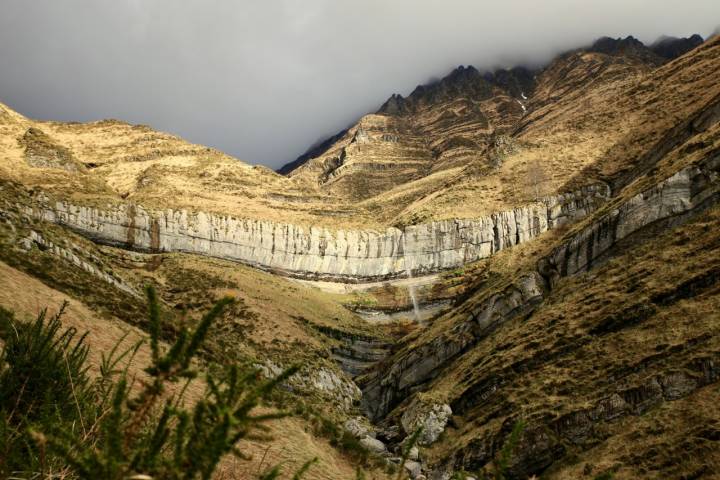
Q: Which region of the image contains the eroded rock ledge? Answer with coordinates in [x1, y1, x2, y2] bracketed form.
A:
[20, 186, 608, 282]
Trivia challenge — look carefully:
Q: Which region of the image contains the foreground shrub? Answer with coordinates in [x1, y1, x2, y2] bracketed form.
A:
[0, 303, 91, 477]
[0, 287, 309, 479]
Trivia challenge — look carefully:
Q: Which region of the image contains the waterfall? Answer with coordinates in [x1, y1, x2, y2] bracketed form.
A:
[403, 232, 421, 321]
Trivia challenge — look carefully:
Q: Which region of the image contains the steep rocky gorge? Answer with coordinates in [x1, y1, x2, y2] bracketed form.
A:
[362, 150, 720, 418]
[356, 146, 720, 478]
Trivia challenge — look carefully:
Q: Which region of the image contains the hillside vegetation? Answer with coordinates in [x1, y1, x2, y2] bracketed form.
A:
[0, 34, 718, 479]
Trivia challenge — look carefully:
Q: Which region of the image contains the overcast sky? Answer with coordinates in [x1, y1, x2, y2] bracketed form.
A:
[1, 1, 718, 169]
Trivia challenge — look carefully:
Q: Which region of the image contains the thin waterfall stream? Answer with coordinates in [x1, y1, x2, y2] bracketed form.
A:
[403, 232, 422, 321]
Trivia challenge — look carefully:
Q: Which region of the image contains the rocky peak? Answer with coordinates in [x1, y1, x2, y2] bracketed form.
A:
[650, 34, 704, 60]
[377, 65, 497, 118]
[377, 93, 407, 115]
[585, 34, 704, 65]
[399, 65, 494, 112]
[587, 35, 665, 65]
[483, 66, 537, 98]
[590, 35, 645, 54]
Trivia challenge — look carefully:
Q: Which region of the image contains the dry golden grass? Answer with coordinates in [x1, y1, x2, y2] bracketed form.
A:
[0, 259, 152, 379]
[417, 203, 720, 478]
[2, 38, 719, 233]
[147, 253, 384, 353]
[548, 386, 720, 480]
[0, 259, 388, 479]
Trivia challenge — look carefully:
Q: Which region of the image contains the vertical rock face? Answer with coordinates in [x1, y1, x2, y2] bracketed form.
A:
[24, 185, 608, 282]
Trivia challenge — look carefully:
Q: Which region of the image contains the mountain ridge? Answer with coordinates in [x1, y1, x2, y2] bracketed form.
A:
[279, 34, 705, 176]
[1, 29, 720, 480]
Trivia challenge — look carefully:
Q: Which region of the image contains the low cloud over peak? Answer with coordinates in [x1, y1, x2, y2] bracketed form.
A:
[1, 1, 718, 169]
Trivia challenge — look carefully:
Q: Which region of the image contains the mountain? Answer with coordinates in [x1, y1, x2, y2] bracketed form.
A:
[278, 34, 708, 225]
[650, 34, 705, 59]
[277, 127, 350, 175]
[1, 33, 719, 479]
[359, 36, 720, 478]
[279, 34, 705, 179]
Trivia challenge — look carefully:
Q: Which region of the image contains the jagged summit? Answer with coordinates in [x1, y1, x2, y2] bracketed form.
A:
[483, 66, 536, 99]
[588, 33, 704, 64]
[588, 34, 657, 59]
[377, 93, 406, 115]
[376, 66, 488, 115]
[279, 33, 706, 179]
[650, 33, 705, 59]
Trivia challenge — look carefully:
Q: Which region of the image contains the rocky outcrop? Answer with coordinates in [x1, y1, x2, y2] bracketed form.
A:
[332, 338, 392, 377]
[361, 272, 545, 421]
[587, 34, 704, 66]
[18, 230, 137, 296]
[447, 355, 720, 480]
[360, 436, 387, 454]
[19, 127, 81, 171]
[256, 360, 361, 412]
[650, 34, 704, 60]
[23, 185, 608, 282]
[588, 35, 667, 65]
[361, 152, 720, 421]
[401, 401, 453, 446]
[343, 417, 373, 439]
[353, 300, 452, 325]
[541, 152, 720, 279]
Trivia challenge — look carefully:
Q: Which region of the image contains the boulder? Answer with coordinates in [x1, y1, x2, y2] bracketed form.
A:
[407, 445, 420, 461]
[401, 401, 453, 445]
[344, 417, 371, 439]
[377, 424, 401, 443]
[360, 435, 387, 454]
[404, 460, 422, 479]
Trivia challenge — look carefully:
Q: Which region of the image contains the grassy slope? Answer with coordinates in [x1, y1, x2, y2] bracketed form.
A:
[1, 38, 717, 232]
[0, 181, 391, 478]
[0, 260, 385, 479]
[0, 179, 383, 363]
[415, 202, 720, 478]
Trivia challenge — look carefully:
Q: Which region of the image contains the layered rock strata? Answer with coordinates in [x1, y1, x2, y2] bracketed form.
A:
[21, 185, 608, 282]
[361, 152, 720, 420]
[19, 229, 137, 296]
[542, 152, 720, 279]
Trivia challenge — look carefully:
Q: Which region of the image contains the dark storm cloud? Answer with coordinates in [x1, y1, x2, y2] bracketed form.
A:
[1, 1, 718, 168]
